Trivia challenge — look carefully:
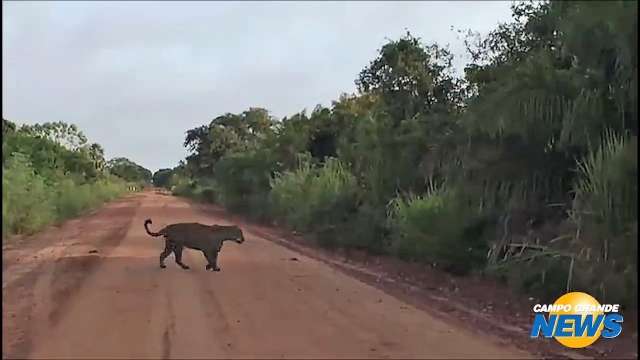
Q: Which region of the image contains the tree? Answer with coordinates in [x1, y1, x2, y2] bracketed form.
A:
[20, 121, 88, 151]
[307, 105, 339, 162]
[106, 157, 152, 183]
[3, 118, 130, 237]
[356, 31, 461, 121]
[152, 168, 174, 188]
[3, 122, 100, 181]
[86, 143, 106, 172]
[184, 108, 276, 178]
[2, 119, 18, 164]
[167, 1, 638, 306]
[2, 119, 16, 137]
[457, 1, 637, 217]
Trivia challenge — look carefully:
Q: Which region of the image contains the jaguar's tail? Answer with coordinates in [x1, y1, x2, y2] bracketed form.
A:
[144, 219, 163, 237]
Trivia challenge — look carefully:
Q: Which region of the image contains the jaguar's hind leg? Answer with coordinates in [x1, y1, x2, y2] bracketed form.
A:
[159, 241, 173, 269]
[173, 245, 190, 270]
[203, 250, 220, 272]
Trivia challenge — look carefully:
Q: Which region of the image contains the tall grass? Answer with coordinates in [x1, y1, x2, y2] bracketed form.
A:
[55, 176, 128, 219]
[571, 130, 637, 249]
[2, 153, 55, 236]
[492, 131, 638, 305]
[270, 156, 357, 234]
[569, 130, 637, 306]
[2, 153, 129, 239]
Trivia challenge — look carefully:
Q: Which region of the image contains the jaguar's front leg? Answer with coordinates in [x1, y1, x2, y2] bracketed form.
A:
[205, 250, 220, 271]
[173, 245, 190, 270]
[204, 250, 220, 271]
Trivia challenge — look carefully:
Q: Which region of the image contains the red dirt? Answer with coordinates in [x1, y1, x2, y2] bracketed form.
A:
[195, 203, 638, 360]
[1, 191, 635, 359]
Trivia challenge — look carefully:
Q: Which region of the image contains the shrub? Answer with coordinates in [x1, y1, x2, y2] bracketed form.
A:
[54, 176, 127, 219]
[2, 153, 128, 239]
[2, 153, 55, 236]
[93, 176, 128, 202]
[268, 154, 314, 229]
[567, 131, 637, 306]
[332, 201, 390, 254]
[388, 187, 490, 274]
[487, 132, 638, 307]
[55, 178, 93, 219]
[269, 156, 358, 234]
[169, 173, 196, 197]
[488, 253, 570, 303]
[185, 178, 219, 204]
[197, 186, 218, 203]
[571, 131, 637, 264]
[213, 150, 275, 220]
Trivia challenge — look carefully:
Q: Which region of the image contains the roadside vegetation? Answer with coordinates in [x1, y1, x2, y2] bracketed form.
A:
[2, 119, 152, 239]
[155, 1, 636, 308]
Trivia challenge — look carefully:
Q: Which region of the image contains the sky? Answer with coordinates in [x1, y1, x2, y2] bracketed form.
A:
[2, 1, 514, 173]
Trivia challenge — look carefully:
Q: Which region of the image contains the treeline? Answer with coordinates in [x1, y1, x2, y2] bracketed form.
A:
[2, 119, 152, 238]
[157, 2, 637, 307]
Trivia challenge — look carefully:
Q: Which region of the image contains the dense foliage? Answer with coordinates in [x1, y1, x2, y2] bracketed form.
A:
[107, 157, 153, 184]
[162, 2, 637, 307]
[152, 168, 174, 188]
[2, 119, 150, 238]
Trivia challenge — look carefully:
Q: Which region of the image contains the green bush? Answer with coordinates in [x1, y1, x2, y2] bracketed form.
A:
[2, 153, 128, 238]
[2, 153, 55, 236]
[93, 176, 128, 202]
[213, 151, 275, 220]
[567, 131, 638, 307]
[490, 255, 571, 304]
[269, 154, 315, 229]
[169, 173, 196, 197]
[269, 156, 358, 233]
[388, 187, 490, 274]
[329, 201, 390, 254]
[54, 176, 127, 219]
[55, 178, 92, 219]
[571, 131, 637, 264]
[197, 186, 218, 203]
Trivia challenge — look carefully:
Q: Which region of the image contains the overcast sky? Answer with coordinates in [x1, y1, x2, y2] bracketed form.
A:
[3, 1, 514, 172]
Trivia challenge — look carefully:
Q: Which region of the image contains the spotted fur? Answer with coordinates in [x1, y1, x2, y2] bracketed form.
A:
[144, 219, 245, 271]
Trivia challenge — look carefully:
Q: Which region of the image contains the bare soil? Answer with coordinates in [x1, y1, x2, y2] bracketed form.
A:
[1, 191, 635, 359]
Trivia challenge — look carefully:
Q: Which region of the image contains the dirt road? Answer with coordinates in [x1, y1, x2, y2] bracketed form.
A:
[3, 191, 530, 359]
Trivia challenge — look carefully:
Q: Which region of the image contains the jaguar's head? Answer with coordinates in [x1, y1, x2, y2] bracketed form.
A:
[213, 224, 245, 244]
[233, 226, 245, 244]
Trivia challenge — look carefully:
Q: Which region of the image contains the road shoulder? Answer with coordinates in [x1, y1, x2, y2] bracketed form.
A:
[192, 201, 637, 360]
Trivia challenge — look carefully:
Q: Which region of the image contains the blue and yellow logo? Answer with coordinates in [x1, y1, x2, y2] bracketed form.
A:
[530, 292, 623, 348]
